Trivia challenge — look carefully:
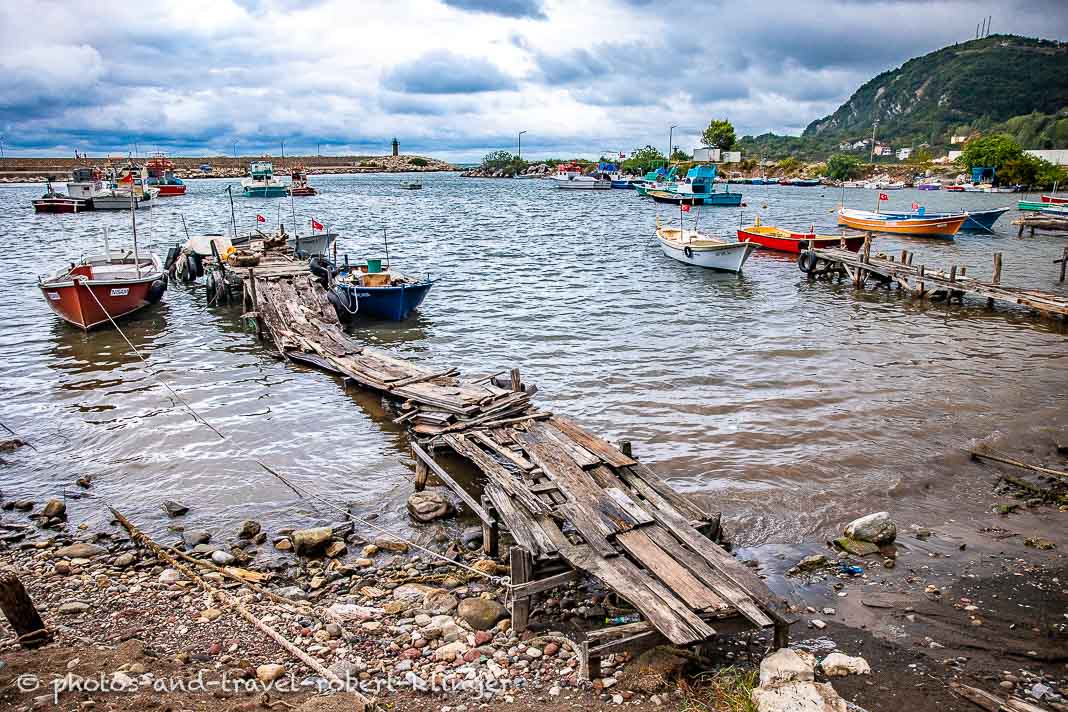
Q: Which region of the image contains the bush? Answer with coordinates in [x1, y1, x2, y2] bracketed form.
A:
[826, 153, 863, 181]
[409, 157, 428, 167]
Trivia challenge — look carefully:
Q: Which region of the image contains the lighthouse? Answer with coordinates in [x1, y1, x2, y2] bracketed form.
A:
[391, 138, 399, 157]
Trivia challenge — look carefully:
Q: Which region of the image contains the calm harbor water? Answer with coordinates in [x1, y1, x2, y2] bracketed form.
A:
[1, 173, 1066, 547]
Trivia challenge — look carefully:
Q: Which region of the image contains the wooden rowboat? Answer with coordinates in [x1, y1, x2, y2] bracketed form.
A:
[656, 225, 755, 272]
[737, 223, 864, 254]
[1041, 194, 1067, 205]
[837, 208, 966, 238]
[38, 252, 166, 329]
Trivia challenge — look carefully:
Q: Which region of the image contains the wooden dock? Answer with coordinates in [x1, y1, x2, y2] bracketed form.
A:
[800, 242, 1068, 318]
[243, 266, 793, 673]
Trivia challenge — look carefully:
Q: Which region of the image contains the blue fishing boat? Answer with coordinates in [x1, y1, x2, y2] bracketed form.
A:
[241, 161, 289, 197]
[879, 206, 1010, 231]
[324, 258, 433, 322]
[649, 165, 742, 206]
[632, 166, 678, 194]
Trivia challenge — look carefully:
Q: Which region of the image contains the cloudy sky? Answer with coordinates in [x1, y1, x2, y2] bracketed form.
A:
[1, 0, 1065, 161]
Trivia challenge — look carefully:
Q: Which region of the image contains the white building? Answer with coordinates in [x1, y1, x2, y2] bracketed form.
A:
[874, 144, 893, 156]
[692, 147, 720, 162]
[1025, 149, 1068, 166]
[897, 147, 913, 160]
[950, 135, 970, 145]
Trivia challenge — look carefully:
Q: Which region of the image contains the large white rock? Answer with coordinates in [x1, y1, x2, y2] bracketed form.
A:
[821, 653, 872, 677]
[844, 512, 896, 544]
[326, 603, 382, 622]
[752, 681, 848, 712]
[759, 649, 815, 687]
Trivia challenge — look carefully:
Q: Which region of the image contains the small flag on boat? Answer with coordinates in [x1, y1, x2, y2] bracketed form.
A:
[619, 152, 625, 159]
[256, 214, 266, 223]
[878, 193, 889, 201]
[911, 202, 919, 210]
[681, 204, 691, 212]
[118, 173, 134, 184]
[311, 218, 324, 231]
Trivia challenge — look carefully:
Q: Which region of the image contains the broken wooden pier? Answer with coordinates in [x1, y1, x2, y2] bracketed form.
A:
[800, 241, 1068, 319]
[242, 265, 793, 675]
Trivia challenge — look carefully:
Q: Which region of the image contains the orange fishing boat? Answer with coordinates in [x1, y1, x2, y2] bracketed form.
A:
[837, 208, 966, 238]
[737, 218, 864, 254]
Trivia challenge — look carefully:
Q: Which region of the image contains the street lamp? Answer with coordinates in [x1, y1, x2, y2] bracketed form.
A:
[518, 131, 527, 162]
[668, 125, 678, 164]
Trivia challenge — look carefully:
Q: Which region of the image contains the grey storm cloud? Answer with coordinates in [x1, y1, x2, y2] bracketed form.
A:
[440, 0, 547, 19]
[384, 50, 517, 94]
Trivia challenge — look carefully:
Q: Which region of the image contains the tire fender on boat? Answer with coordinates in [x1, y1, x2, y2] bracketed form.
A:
[798, 250, 820, 273]
[326, 290, 353, 323]
[797, 239, 810, 251]
[684, 246, 694, 259]
[183, 254, 199, 282]
[147, 279, 166, 304]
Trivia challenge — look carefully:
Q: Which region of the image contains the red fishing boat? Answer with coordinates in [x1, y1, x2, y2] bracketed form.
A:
[737, 221, 865, 253]
[288, 165, 317, 196]
[32, 177, 90, 213]
[1041, 194, 1067, 205]
[38, 252, 166, 329]
[145, 154, 187, 196]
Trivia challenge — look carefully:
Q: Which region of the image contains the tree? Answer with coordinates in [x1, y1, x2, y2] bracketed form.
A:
[670, 148, 691, 161]
[630, 145, 666, 163]
[481, 150, 515, 169]
[826, 153, 863, 181]
[958, 133, 1024, 170]
[701, 119, 736, 150]
[776, 156, 802, 174]
[912, 147, 933, 163]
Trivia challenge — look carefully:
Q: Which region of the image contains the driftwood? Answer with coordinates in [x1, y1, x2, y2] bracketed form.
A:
[111, 507, 372, 710]
[970, 448, 1068, 481]
[949, 682, 1049, 712]
[0, 569, 51, 648]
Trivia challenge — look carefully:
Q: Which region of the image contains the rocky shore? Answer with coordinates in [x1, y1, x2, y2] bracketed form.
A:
[0, 434, 1066, 711]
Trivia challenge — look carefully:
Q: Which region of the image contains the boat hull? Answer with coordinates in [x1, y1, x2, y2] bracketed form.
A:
[554, 179, 611, 190]
[880, 207, 1010, 231]
[39, 275, 161, 330]
[610, 179, 632, 189]
[33, 198, 89, 213]
[242, 186, 289, 197]
[658, 234, 755, 272]
[92, 194, 153, 210]
[289, 187, 317, 196]
[337, 281, 433, 321]
[649, 190, 742, 206]
[1018, 200, 1050, 211]
[1041, 194, 1067, 205]
[837, 210, 965, 237]
[737, 227, 863, 254]
[154, 184, 186, 196]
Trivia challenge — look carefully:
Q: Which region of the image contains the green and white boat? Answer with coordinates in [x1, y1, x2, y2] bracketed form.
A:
[242, 161, 288, 198]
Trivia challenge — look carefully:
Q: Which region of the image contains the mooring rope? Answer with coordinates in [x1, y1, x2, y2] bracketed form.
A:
[79, 283, 511, 587]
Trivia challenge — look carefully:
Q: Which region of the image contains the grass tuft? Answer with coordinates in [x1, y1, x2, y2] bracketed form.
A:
[676, 666, 759, 712]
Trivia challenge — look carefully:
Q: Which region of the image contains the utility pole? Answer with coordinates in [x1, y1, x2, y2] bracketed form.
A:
[668, 125, 678, 164]
[281, 140, 285, 161]
[869, 120, 878, 164]
[518, 130, 527, 162]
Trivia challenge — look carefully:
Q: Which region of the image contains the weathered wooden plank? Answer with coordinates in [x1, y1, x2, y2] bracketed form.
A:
[618, 463, 709, 523]
[442, 434, 549, 515]
[603, 488, 654, 526]
[616, 529, 724, 610]
[510, 569, 580, 599]
[484, 484, 546, 556]
[550, 417, 638, 468]
[534, 422, 602, 469]
[557, 503, 619, 558]
[470, 431, 535, 471]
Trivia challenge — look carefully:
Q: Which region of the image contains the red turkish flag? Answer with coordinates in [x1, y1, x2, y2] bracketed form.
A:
[878, 193, 889, 201]
[256, 214, 266, 223]
[311, 218, 323, 231]
[911, 202, 919, 210]
[118, 173, 134, 184]
[681, 204, 691, 212]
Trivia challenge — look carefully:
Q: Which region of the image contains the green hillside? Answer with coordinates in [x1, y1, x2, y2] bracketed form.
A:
[739, 35, 1068, 160]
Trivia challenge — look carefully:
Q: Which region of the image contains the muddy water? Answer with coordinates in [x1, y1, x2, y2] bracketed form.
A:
[1, 173, 1065, 546]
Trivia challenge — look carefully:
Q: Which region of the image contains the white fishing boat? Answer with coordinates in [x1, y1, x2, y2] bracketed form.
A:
[552, 174, 611, 190]
[656, 220, 756, 273]
[93, 163, 159, 210]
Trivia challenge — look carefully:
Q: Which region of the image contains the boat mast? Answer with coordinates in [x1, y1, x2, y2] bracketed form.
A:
[129, 168, 142, 279]
[103, 226, 111, 263]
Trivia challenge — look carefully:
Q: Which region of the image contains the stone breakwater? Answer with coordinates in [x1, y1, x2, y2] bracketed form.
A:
[461, 163, 556, 178]
[0, 155, 455, 183]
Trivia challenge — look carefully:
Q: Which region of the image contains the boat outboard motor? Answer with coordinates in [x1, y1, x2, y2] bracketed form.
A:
[326, 288, 358, 324]
[163, 245, 181, 273]
[308, 256, 337, 288]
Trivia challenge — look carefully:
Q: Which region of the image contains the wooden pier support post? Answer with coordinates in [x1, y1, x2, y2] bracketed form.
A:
[509, 368, 522, 393]
[509, 547, 533, 633]
[619, 440, 633, 459]
[481, 495, 499, 557]
[989, 252, 1003, 308]
[0, 569, 51, 648]
[1058, 247, 1067, 283]
[247, 267, 261, 337]
[414, 455, 428, 492]
[917, 264, 925, 298]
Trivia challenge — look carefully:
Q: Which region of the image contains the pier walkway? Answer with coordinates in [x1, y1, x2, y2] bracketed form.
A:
[245, 269, 792, 674]
[802, 244, 1068, 318]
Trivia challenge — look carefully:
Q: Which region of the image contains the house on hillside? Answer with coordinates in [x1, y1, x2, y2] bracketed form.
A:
[874, 143, 893, 156]
[950, 135, 970, 145]
[897, 148, 913, 160]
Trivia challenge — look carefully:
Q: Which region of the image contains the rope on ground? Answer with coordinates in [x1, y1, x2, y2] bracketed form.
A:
[110, 505, 374, 711]
[81, 280, 510, 589]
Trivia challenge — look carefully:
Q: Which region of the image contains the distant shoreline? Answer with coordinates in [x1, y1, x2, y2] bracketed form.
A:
[0, 154, 456, 183]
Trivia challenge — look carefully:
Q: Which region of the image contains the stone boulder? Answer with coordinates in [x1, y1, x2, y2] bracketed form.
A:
[406, 491, 454, 523]
[820, 653, 871, 677]
[457, 597, 507, 631]
[423, 588, 459, 614]
[41, 499, 67, 519]
[290, 527, 332, 555]
[238, 520, 261, 539]
[844, 512, 896, 545]
[54, 543, 106, 559]
[752, 649, 846, 712]
[759, 649, 814, 687]
[161, 500, 189, 517]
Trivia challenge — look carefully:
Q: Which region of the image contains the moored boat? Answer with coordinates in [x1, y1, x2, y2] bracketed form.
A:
[916, 182, 942, 191]
[93, 163, 159, 210]
[878, 206, 1010, 231]
[66, 166, 108, 204]
[288, 165, 317, 196]
[1018, 200, 1051, 211]
[145, 154, 187, 196]
[242, 161, 288, 197]
[647, 189, 741, 206]
[328, 259, 433, 321]
[837, 208, 966, 237]
[656, 221, 755, 272]
[1040, 194, 1067, 205]
[552, 174, 611, 189]
[737, 221, 864, 253]
[32, 177, 90, 213]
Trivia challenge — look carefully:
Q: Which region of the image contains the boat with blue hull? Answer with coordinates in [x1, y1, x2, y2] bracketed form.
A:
[879, 206, 1010, 231]
[326, 259, 433, 321]
[647, 165, 742, 206]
